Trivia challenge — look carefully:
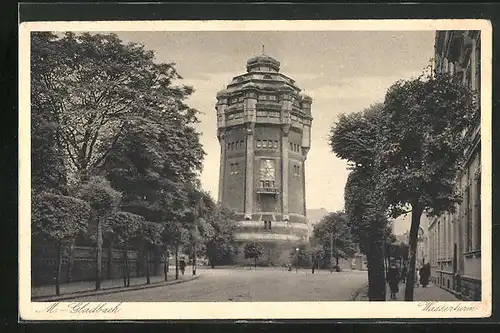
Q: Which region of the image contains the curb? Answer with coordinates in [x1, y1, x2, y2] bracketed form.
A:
[32, 275, 200, 302]
[349, 284, 369, 301]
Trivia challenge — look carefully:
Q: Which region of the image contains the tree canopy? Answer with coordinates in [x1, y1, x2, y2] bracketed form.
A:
[311, 211, 357, 263]
[32, 192, 91, 244]
[377, 73, 475, 218]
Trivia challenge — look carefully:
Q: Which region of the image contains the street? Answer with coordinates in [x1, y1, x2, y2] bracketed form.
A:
[69, 267, 368, 302]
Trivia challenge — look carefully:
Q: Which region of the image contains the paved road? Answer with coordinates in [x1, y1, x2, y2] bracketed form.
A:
[71, 267, 368, 302]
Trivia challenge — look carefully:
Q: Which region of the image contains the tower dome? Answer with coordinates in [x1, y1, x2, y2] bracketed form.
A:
[246, 54, 281, 73]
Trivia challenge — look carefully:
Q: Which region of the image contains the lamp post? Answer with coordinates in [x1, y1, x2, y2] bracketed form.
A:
[295, 247, 299, 273]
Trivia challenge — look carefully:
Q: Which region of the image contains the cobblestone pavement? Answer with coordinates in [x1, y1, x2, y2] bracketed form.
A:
[355, 282, 459, 301]
[67, 267, 368, 302]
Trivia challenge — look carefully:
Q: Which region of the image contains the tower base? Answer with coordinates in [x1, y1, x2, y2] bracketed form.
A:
[233, 239, 308, 267]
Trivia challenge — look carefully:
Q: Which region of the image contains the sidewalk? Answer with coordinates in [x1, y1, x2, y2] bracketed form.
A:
[355, 282, 459, 301]
[32, 272, 199, 302]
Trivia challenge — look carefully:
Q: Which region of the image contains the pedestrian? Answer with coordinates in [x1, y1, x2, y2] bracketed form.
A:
[386, 263, 400, 300]
[401, 265, 407, 283]
[420, 263, 430, 288]
[415, 267, 420, 287]
[179, 257, 186, 276]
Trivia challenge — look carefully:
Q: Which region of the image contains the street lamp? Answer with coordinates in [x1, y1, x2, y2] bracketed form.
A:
[295, 248, 300, 273]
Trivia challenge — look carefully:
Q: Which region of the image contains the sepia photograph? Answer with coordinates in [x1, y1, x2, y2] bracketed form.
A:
[19, 20, 492, 320]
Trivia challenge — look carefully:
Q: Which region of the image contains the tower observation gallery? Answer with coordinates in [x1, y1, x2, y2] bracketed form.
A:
[215, 53, 313, 265]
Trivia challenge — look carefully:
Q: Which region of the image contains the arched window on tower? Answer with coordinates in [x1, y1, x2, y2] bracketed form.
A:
[263, 74, 272, 80]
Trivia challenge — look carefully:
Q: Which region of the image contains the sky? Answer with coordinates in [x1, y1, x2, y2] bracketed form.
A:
[113, 31, 435, 235]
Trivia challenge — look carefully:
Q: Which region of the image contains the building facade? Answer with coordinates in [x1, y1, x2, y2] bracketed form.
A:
[216, 54, 313, 265]
[428, 30, 481, 300]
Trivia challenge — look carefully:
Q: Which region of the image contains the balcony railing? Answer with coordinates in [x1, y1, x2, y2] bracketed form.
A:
[256, 187, 279, 194]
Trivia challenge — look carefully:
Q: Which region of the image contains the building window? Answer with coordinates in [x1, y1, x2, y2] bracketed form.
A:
[257, 140, 262, 148]
[240, 140, 245, 149]
[268, 95, 276, 100]
[264, 221, 272, 230]
[273, 141, 278, 149]
[227, 142, 231, 150]
[230, 163, 239, 175]
[293, 165, 301, 177]
[290, 142, 293, 150]
[258, 95, 267, 100]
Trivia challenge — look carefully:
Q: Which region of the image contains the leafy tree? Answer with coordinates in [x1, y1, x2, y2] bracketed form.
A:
[77, 176, 121, 290]
[163, 221, 190, 280]
[331, 103, 388, 301]
[31, 32, 197, 179]
[377, 72, 475, 300]
[289, 245, 312, 269]
[32, 193, 91, 295]
[140, 221, 164, 284]
[310, 245, 325, 272]
[244, 242, 264, 269]
[312, 212, 357, 269]
[105, 211, 144, 286]
[31, 32, 68, 194]
[202, 203, 238, 268]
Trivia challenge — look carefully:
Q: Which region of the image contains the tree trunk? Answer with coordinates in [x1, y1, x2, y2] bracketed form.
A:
[146, 249, 151, 284]
[336, 256, 339, 266]
[67, 243, 74, 283]
[122, 249, 127, 287]
[95, 218, 102, 291]
[193, 252, 197, 276]
[126, 249, 131, 286]
[366, 219, 387, 301]
[154, 248, 161, 276]
[366, 243, 374, 299]
[55, 242, 62, 296]
[405, 205, 423, 301]
[164, 248, 169, 282]
[175, 246, 179, 280]
[136, 245, 142, 277]
[107, 246, 113, 280]
[254, 257, 257, 269]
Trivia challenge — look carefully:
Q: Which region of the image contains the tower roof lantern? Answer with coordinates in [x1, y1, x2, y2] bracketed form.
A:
[246, 54, 281, 73]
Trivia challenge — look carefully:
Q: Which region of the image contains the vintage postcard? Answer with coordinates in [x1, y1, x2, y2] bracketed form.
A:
[19, 19, 492, 320]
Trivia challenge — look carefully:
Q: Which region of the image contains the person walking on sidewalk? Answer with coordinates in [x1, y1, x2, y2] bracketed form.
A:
[420, 263, 430, 288]
[387, 263, 400, 300]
